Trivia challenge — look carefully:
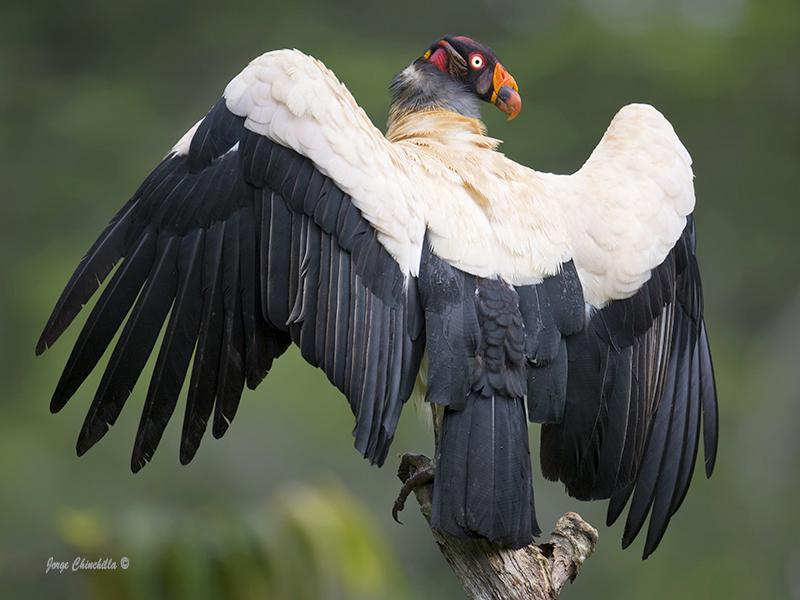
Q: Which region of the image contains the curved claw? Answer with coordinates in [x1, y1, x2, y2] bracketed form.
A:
[392, 459, 436, 525]
[392, 497, 406, 525]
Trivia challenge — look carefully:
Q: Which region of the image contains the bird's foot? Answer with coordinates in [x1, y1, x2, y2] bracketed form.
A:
[393, 453, 435, 524]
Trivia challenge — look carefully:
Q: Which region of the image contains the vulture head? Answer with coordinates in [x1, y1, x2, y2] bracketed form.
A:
[390, 35, 522, 121]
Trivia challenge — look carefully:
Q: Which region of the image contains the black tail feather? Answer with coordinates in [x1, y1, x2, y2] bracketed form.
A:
[432, 393, 539, 549]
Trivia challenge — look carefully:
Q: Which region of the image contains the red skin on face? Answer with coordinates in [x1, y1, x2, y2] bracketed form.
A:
[429, 47, 448, 72]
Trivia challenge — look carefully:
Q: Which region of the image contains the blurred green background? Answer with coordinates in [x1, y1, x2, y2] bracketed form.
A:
[1, 0, 798, 598]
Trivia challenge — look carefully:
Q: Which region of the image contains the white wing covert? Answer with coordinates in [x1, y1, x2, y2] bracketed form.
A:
[559, 103, 695, 307]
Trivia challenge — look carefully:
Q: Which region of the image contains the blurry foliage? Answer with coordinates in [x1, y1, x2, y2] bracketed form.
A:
[0, 0, 798, 599]
[52, 482, 403, 600]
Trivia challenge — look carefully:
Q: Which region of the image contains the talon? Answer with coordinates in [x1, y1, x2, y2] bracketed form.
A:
[392, 453, 435, 524]
[392, 496, 406, 524]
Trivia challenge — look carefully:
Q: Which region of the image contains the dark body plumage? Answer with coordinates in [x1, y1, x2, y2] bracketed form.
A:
[419, 239, 587, 548]
[425, 258, 538, 548]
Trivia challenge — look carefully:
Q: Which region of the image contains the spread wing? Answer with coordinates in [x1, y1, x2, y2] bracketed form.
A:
[36, 49, 425, 471]
[534, 105, 719, 558]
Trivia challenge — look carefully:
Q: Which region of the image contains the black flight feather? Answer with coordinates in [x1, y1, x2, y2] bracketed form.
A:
[331, 249, 352, 390]
[264, 191, 292, 330]
[319, 234, 338, 375]
[297, 219, 321, 365]
[239, 203, 269, 390]
[212, 211, 246, 439]
[37, 197, 141, 355]
[50, 228, 156, 412]
[642, 317, 693, 558]
[131, 229, 204, 472]
[77, 235, 179, 456]
[180, 221, 226, 464]
[669, 337, 702, 517]
[621, 317, 684, 549]
[699, 323, 718, 476]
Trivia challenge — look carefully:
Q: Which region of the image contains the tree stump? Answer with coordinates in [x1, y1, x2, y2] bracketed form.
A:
[397, 453, 598, 600]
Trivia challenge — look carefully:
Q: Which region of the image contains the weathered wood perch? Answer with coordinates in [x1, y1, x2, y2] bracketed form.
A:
[397, 453, 599, 600]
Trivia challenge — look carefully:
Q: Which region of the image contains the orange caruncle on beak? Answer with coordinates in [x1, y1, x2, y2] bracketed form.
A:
[490, 63, 521, 120]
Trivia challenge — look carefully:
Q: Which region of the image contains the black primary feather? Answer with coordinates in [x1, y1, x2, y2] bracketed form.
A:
[37, 154, 185, 355]
[50, 228, 156, 413]
[77, 234, 179, 456]
[180, 221, 226, 464]
[212, 210, 246, 439]
[238, 202, 270, 390]
[132, 229, 204, 472]
[37, 197, 141, 355]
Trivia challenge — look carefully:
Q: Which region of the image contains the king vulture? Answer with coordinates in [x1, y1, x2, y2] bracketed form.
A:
[37, 35, 718, 558]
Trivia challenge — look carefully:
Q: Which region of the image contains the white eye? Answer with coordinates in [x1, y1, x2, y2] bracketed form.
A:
[470, 54, 484, 69]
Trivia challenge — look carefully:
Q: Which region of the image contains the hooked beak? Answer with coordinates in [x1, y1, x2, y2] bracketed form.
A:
[490, 63, 521, 120]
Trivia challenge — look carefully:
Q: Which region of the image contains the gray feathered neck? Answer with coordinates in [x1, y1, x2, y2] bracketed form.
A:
[389, 62, 481, 120]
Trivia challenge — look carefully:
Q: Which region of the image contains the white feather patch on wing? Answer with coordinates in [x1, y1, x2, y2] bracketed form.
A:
[546, 103, 696, 307]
